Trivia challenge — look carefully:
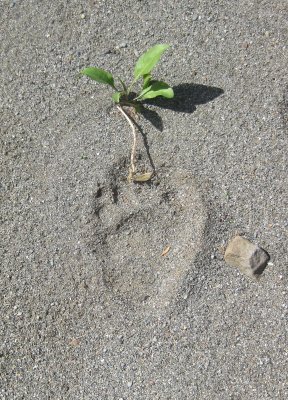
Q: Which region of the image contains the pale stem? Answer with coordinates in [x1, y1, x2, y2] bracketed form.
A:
[116, 105, 137, 175]
[127, 78, 137, 95]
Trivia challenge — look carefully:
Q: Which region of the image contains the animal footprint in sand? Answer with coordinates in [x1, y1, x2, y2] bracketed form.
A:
[91, 168, 206, 315]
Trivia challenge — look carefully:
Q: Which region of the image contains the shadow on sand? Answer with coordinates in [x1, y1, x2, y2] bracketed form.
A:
[140, 82, 224, 131]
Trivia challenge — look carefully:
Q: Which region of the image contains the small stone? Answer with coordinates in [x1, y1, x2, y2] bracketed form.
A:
[69, 338, 80, 347]
[224, 236, 270, 279]
[116, 42, 128, 50]
[118, 335, 124, 344]
[127, 381, 133, 388]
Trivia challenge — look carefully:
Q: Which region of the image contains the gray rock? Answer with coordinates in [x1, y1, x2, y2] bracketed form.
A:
[224, 236, 270, 279]
[116, 42, 128, 50]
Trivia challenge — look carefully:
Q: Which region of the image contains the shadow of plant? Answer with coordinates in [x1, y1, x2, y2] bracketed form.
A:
[140, 83, 224, 131]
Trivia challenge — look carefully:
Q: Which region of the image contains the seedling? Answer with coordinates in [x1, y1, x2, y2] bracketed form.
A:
[80, 44, 174, 182]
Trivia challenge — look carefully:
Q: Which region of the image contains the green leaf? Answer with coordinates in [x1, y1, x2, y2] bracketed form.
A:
[142, 74, 152, 89]
[138, 81, 174, 100]
[81, 67, 115, 88]
[134, 44, 170, 80]
[136, 85, 152, 100]
[112, 92, 121, 103]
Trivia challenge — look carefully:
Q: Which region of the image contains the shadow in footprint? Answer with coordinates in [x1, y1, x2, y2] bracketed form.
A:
[140, 83, 224, 130]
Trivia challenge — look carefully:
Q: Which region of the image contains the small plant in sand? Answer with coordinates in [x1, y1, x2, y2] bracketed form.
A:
[80, 44, 174, 182]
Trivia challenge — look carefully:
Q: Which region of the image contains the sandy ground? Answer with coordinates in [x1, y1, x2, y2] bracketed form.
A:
[1, 0, 287, 399]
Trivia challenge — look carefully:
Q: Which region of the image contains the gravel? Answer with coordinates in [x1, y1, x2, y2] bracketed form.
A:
[1, 0, 287, 399]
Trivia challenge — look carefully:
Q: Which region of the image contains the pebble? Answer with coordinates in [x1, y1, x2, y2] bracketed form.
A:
[118, 335, 124, 344]
[127, 381, 133, 388]
[116, 42, 128, 50]
[224, 235, 270, 279]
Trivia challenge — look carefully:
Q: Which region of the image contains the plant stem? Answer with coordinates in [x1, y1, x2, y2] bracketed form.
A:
[117, 77, 127, 93]
[116, 105, 137, 178]
[127, 79, 137, 95]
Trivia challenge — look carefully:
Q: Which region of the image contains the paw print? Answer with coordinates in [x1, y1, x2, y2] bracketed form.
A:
[89, 164, 206, 316]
